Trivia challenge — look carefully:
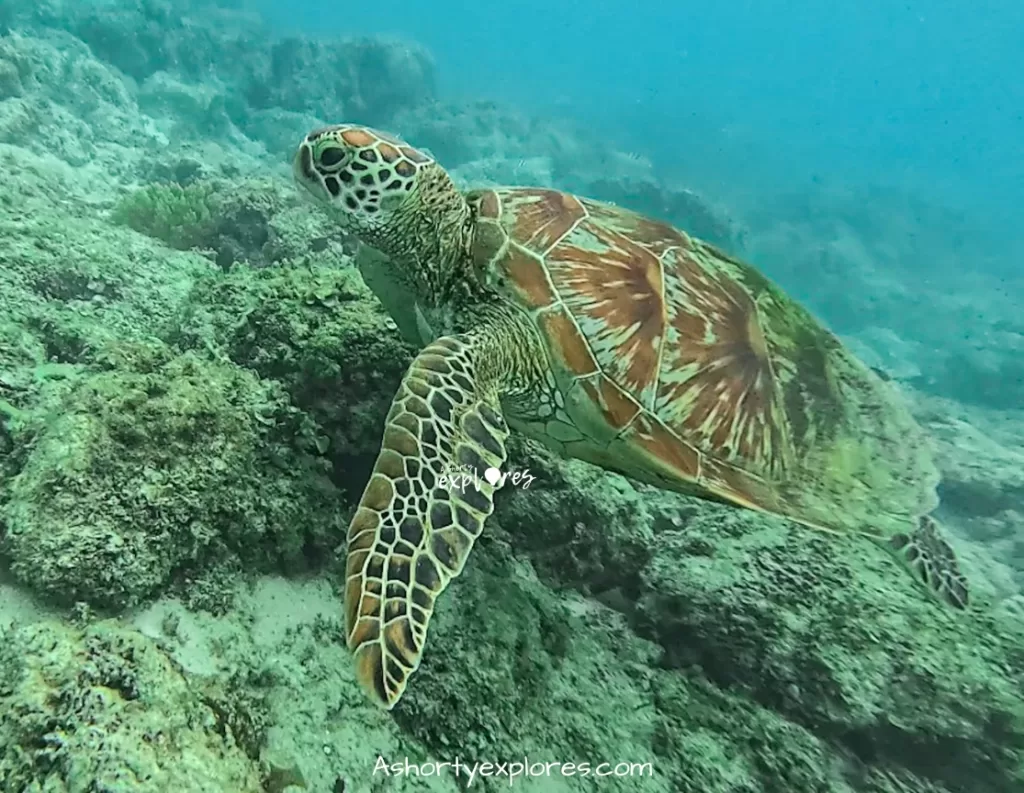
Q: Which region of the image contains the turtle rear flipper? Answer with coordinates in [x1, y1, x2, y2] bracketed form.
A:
[887, 515, 969, 610]
[344, 334, 510, 708]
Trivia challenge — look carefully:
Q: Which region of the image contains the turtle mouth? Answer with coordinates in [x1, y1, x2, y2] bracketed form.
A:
[292, 146, 327, 201]
[294, 144, 314, 179]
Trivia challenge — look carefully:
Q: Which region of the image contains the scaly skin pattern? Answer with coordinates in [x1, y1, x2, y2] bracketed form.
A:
[292, 124, 969, 709]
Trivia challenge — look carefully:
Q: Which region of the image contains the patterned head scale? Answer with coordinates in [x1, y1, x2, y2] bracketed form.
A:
[293, 124, 435, 231]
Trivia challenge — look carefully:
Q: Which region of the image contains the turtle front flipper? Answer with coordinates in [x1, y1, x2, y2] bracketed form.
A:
[344, 334, 510, 709]
[887, 515, 969, 610]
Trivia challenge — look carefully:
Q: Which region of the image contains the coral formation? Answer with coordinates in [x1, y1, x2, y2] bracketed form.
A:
[172, 262, 415, 497]
[0, 620, 265, 792]
[498, 460, 1024, 791]
[111, 180, 222, 250]
[3, 343, 342, 609]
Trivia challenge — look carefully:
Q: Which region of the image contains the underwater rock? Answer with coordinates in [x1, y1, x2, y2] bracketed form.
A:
[0, 30, 152, 176]
[488, 437, 1024, 791]
[743, 183, 982, 279]
[391, 537, 671, 793]
[10, 0, 432, 157]
[137, 70, 236, 140]
[1, 344, 343, 609]
[0, 619, 264, 791]
[844, 327, 924, 382]
[633, 505, 1024, 792]
[63, 0, 265, 84]
[242, 35, 436, 131]
[909, 393, 1024, 589]
[497, 440, 659, 600]
[911, 393, 1024, 518]
[928, 340, 1024, 412]
[172, 263, 415, 500]
[391, 100, 542, 168]
[745, 221, 909, 336]
[0, 152, 215, 378]
[375, 517, 1000, 793]
[0, 55, 22, 99]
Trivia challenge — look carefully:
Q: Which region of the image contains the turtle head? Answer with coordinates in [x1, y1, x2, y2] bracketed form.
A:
[293, 125, 469, 281]
[294, 124, 424, 230]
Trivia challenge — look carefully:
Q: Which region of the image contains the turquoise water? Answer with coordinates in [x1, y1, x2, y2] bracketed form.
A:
[260, 0, 1024, 237]
[0, 1, 1021, 791]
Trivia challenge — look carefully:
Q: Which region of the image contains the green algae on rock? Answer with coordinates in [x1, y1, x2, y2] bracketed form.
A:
[0, 619, 265, 792]
[1, 343, 343, 609]
[109, 176, 310, 269]
[495, 457, 1024, 792]
[0, 175, 214, 366]
[388, 539, 668, 793]
[110, 180, 222, 251]
[634, 505, 1024, 792]
[172, 262, 415, 499]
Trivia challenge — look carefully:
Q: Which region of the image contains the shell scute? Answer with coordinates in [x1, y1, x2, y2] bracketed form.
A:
[493, 245, 558, 310]
[503, 189, 587, 254]
[620, 412, 701, 481]
[580, 197, 694, 257]
[536, 306, 600, 377]
[476, 189, 502, 220]
[519, 196, 791, 481]
[655, 243, 792, 478]
[577, 374, 642, 431]
[543, 216, 666, 403]
[699, 455, 783, 514]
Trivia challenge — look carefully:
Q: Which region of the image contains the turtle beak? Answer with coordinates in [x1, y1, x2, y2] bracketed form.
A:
[292, 144, 321, 199]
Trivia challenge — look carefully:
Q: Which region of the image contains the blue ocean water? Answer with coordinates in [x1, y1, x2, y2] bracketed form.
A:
[259, 0, 1024, 237]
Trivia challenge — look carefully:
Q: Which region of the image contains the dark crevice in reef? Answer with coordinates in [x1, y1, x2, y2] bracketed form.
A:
[938, 480, 1024, 519]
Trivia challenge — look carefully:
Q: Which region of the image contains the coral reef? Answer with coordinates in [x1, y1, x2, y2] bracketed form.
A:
[0, 619, 264, 792]
[743, 184, 1024, 412]
[2, 343, 342, 609]
[633, 507, 1024, 791]
[910, 392, 1024, 593]
[111, 180, 223, 250]
[397, 99, 743, 250]
[171, 262, 415, 498]
[111, 176, 302, 267]
[245, 35, 436, 131]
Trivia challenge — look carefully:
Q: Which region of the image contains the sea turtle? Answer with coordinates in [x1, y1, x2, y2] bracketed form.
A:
[292, 124, 970, 710]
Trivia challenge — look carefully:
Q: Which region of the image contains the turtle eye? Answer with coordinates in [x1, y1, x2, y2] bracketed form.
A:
[318, 146, 345, 169]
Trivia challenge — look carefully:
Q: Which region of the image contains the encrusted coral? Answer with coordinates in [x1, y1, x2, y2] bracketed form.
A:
[0, 620, 265, 792]
[2, 343, 343, 609]
[172, 262, 415, 499]
[110, 181, 221, 250]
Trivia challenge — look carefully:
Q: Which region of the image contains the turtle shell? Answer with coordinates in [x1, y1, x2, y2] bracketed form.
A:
[467, 187, 939, 539]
